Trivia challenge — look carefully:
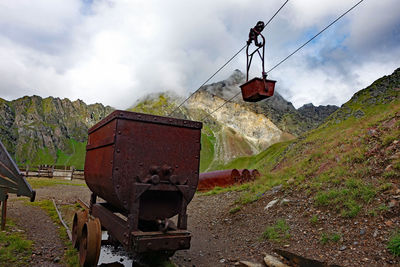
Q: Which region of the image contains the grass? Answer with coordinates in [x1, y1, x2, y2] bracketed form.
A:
[378, 204, 390, 212]
[229, 205, 241, 214]
[262, 219, 290, 242]
[55, 139, 86, 169]
[313, 179, 376, 218]
[199, 125, 216, 172]
[30, 147, 55, 166]
[320, 232, 341, 244]
[213, 140, 292, 172]
[0, 220, 33, 266]
[310, 214, 319, 224]
[27, 178, 86, 189]
[26, 200, 79, 266]
[388, 229, 400, 256]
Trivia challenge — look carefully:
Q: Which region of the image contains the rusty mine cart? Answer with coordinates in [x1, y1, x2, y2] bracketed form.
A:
[72, 110, 202, 266]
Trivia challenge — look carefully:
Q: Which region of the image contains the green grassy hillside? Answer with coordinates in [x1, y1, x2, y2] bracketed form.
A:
[212, 68, 400, 217]
[55, 139, 86, 169]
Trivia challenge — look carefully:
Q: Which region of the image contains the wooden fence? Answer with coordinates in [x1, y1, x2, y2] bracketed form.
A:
[19, 165, 85, 180]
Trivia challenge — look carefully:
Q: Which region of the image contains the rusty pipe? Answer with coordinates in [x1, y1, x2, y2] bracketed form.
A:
[238, 169, 251, 183]
[250, 169, 261, 180]
[198, 169, 241, 191]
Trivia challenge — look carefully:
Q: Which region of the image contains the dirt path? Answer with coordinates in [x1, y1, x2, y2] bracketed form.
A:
[173, 191, 266, 267]
[6, 181, 91, 267]
[8, 200, 65, 267]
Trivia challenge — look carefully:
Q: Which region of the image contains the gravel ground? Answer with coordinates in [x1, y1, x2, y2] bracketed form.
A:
[5, 180, 400, 267]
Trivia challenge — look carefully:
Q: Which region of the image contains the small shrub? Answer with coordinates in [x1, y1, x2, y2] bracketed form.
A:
[379, 183, 393, 192]
[388, 230, 400, 256]
[378, 204, 389, 212]
[262, 219, 290, 242]
[229, 206, 241, 214]
[341, 200, 361, 218]
[368, 209, 377, 217]
[320, 232, 341, 244]
[382, 135, 396, 146]
[383, 170, 398, 179]
[310, 215, 319, 225]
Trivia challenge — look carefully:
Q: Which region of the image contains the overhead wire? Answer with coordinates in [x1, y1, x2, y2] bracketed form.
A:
[202, 0, 365, 121]
[168, 45, 246, 116]
[168, 0, 290, 117]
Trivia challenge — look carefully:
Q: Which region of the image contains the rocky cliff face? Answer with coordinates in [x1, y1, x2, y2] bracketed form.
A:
[328, 67, 400, 124]
[187, 90, 293, 164]
[297, 103, 339, 127]
[186, 91, 292, 168]
[0, 96, 113, 167]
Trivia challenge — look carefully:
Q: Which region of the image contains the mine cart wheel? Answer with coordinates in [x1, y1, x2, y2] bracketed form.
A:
[79, 217, 101, 267]
[72, 210, 88, 249]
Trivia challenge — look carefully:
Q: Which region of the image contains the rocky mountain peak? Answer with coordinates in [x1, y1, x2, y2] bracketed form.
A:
[298, 103, 339, 124]
[197, 70, 338, 136]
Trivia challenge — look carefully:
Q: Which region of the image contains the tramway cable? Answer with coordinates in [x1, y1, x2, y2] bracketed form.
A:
[202, 0, 365, 121]
[168, 0, 290, 117]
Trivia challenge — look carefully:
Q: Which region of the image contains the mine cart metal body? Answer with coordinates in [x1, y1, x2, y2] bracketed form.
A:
[74, 110, 202, 266]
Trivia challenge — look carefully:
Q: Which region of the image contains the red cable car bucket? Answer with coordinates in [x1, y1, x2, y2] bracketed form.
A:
[240, 21, 276, 102]
[240, 77, 276, 102]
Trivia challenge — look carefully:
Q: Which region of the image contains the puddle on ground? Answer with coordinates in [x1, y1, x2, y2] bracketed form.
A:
[98, 232, 133, 266]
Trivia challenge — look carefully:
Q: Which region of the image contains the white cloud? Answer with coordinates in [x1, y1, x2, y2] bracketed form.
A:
[0, 0, 398, 109]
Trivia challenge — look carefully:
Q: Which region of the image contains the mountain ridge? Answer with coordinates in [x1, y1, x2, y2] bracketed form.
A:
[0, 95, 113, 168]
[0, 70, 339, 169]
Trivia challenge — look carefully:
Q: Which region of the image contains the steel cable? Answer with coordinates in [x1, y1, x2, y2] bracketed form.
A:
[168, 0, 290, 117]
[202, 0, 365, 121]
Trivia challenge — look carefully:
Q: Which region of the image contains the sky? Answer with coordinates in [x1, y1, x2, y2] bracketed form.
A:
[0, 0, 399, 109]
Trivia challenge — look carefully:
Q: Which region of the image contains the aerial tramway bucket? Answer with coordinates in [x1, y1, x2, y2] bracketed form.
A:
[240, 21, 276, 102]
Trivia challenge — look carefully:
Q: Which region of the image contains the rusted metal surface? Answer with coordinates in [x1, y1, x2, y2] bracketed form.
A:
[198, 168, 262, 191]
[79, 217, 101, 267]
[91, 203, 129, 246]
[132, 230, 191, 253]
[250, 169, 261, 179]
[81, 110, 202, 258]
[72, 210, 88, 248]
[77, 199, 89, 210]
[238, 169, 252, 183]
[198, 169, 241, 191]
[85, 110, 202, 219]
[240, 77, 276, 102]
[240, 20, 276, 102]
